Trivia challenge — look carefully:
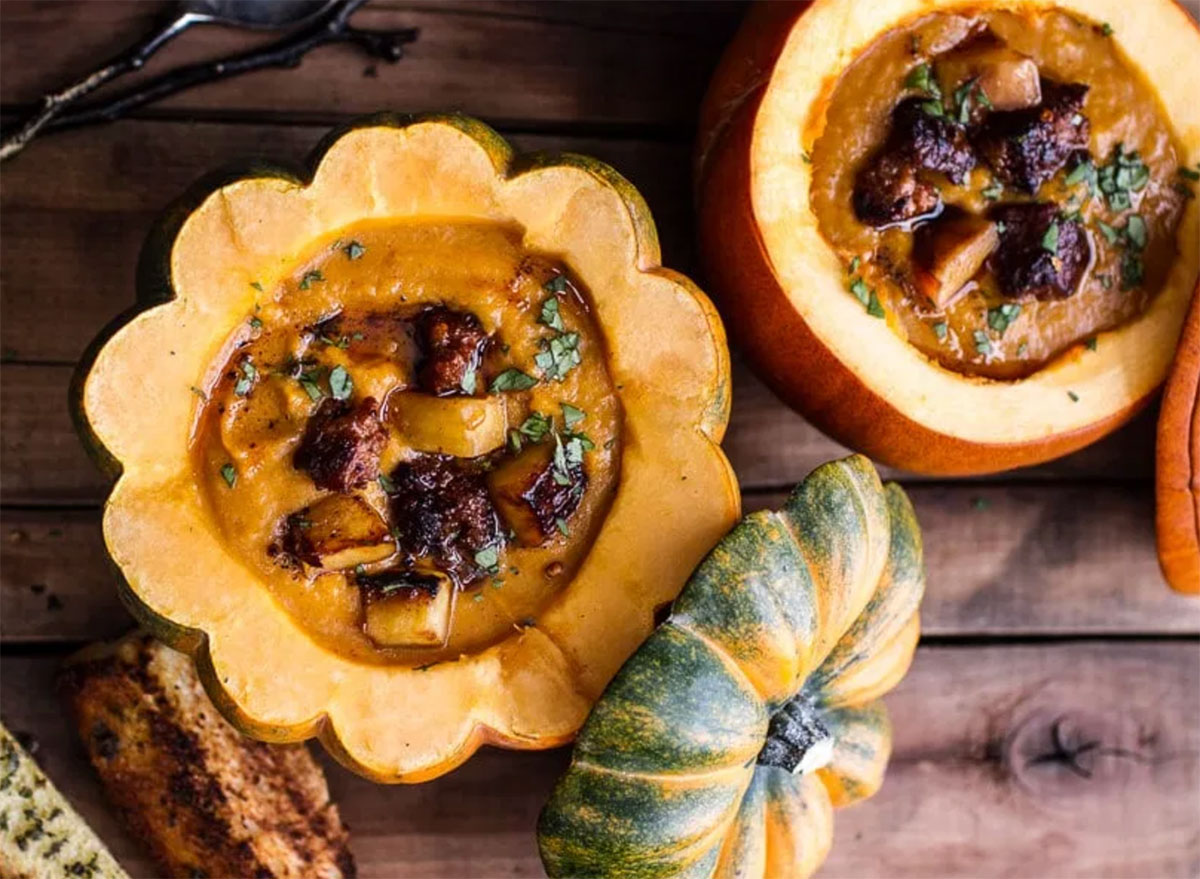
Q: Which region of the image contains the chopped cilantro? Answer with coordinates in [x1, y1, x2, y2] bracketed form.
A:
[249, 316, 263, 330]
[298, 270, 324, 290]
[234, 358, 256, 396]
[920, 100, 946, 118]
[379, 473, 396, 494]
[801, 150, 812, 164]
[1180, 166, 1200, 182]
[298, 369, 324, 402]
[535, 332, 582, 381]
[1017, 341, 1029, 357]
[986, 303, 1022, 336]
[1100, 22, 1113, 36]
[1067, 390, 1080, 402]
[973, 330, 991, 356]
[981, 180, 1004, 201]
[866, 290, 885, 319]
[539, 296, 565, 332]
[1120, 251, 1144, 290]
[220, 463, 237, 488]
[250, 281, 264, 292]
[519, 412, 553, 443]
[849, 278, 871, 307]
[904, 63, 941, 98]
[344, 240, 366, 260]
[1041, 221, 1060, 255]
[460, 365, 477, 395]
[329, 365, 353, 400]
[1095, 219, 1120, 244]
[474, 546, 501, 574]
[1085, 337, 1098, 351]
[490, 368, 538, 392]
[555, 517, 570, 537]
[1064, 158, 1095, 189]
[932, 321, 948, 341]
[848, 256, 860, 274]
[561, 403, 585, 430]
[1124, 214, 1147, 250]
[543, 274, 569, 294]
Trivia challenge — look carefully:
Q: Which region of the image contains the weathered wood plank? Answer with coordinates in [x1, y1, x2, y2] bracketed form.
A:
[3, 642, 1196, 877]
[0, 1, 741, 128]
[0, 362, 1157, 508]
[4, 482, 1190, 644]
[0, 120, 695, 364]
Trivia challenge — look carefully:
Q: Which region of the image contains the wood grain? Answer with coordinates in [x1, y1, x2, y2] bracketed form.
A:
[3, 483, 1192, 643]
[3, 642, 1196, 878]
[0, 1, 742, 129]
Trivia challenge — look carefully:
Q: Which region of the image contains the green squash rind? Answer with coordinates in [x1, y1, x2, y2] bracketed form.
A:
[538, 455, 925, 879]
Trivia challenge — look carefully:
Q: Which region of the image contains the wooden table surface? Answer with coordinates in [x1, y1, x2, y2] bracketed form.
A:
[2, 2, 1198, 877]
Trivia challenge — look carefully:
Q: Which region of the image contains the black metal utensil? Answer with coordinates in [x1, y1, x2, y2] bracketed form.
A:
[0, 0, 337, 161]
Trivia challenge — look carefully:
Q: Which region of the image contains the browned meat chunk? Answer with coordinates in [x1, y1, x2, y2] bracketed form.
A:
[890, 98, 976, 184]
[988, 202, 1090, 300]
[387, 454, 501, 586]
[293, 397, 387, 492]
[853, 152, 943, 228]
[415, 307, 489, 396]
[972, 80, 1089, 193]
[488, 440, 586, 545]
[58, 631, 355, 879]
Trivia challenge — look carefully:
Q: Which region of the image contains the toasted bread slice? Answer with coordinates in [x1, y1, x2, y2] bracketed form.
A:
[58, 632, 355, 879]
[0, 721, 128, 879]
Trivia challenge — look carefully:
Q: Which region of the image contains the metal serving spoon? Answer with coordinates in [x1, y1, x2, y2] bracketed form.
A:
[0, 0, 337, 161]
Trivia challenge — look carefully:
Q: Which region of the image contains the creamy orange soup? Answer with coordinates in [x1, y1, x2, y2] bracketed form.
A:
[811, 8, 1193, 379]
[192, 221, 622, 665]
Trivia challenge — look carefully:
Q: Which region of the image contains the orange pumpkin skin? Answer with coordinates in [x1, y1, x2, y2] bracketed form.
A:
[695, 1, 1196, 477]
[1156, 291, 1200, 593]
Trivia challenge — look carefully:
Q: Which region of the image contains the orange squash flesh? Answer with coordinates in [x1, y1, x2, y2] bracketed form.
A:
[1157, 291, 1200, 593]
[74, 114, 741, 782]
[697, 0, 1200, 476]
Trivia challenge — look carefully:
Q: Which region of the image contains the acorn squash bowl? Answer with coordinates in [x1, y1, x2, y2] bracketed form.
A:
[71, 114, 740, 782]
[697, 0, 1200, 475]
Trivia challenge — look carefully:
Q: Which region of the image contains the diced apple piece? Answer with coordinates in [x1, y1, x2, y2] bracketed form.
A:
[488, 442, 585, 546]
[359, 572, 452, 647]
[388, 392, 507, 458]
[913, 214, 1000, 308]
[939, 41, 1042, 111]
[285, 494, 393, 570]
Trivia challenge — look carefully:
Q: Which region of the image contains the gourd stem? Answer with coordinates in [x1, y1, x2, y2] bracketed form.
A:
[757, 695, 834, 775]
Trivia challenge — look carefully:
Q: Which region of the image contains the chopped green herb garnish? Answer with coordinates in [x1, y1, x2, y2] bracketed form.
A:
[555, 517, 570, 537]
[298, 369, 324, 401]
[1085, 337, 1098, 351]
[1064, 158, 1094, 188]
[1100, 22, 1113, 36]
[1095, 219, 1120, 244]
[1017, 341, 1029, 357]
[848, 256, 861, 274]
[539, 296, 565, 332]
[220, 463, 237, 488]
[866, 290, 885, 319]
[561, 403, 586, 430]
[298, 270, 324, 290]
[981, 180, 1003, 201]
[250, 281, 264, 292]
[544, 274, 568, 294]
[1067, 390, 1080, 402]
[932, 321, 948, 341]
[344, 240, 366, 260]
[190, 385, 207, 400]
[849, 278, 871, 307]
[971, 497, 991, 511]
[329, 364, 353, 400]
[490, 368, 538, 392]
[973, 330, 991, 356]
[519, 411, 553, 443]
[1124, 214, 1147, 250]
[1041, 221, 1060, 255]
[920, 100, 946, 118]
[474, 546, 501, 574]
[904, 63, 941, 98]
[1180, 166, 1200, 182]
[234, 358, 256, 396]
[801, 150, 812, 164]
[379, 473, 396, 494]
[319, 334, 350, 349]
[249, 316, 263, 330]
[460, 365, 478, 395]
[952, 76, 984, 124]
[535, 332, 582, 381]
[1120, 251, 1144, 290]
[986, 303, 1022, 336]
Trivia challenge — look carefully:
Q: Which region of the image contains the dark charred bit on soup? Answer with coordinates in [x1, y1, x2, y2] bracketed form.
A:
[988, 202, 1090, 300]
[356, 569, 442, 602]
[293, 397, 388, 492]
[415, 307, 490, 396]
[854, 153, 944, 228]
[388, 454, 502, 587]
[972, 80, 1090, 193]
